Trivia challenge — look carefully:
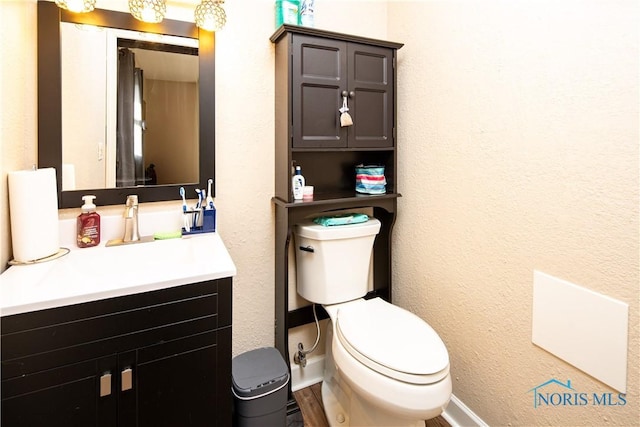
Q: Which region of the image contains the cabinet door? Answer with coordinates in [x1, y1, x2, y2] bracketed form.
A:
[131, 329, 230, 427]
[292, 35, 348, 148]
[348, 42, 395, 148]
[1, 356, 117, 427]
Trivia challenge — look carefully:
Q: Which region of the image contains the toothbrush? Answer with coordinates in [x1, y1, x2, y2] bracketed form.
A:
[196, 189, 203, 211]
[206, 179, 214, 209]
[194, 189, 203, 228]
[180, 187, 190, 232]
[201, 189, 208, 212]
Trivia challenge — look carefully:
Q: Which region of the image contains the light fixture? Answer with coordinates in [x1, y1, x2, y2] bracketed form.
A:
[194, 0, 227, 32]
[128, 0, 167, 24]
[57, 0, 229, 31]
[55, 0, 96, 13]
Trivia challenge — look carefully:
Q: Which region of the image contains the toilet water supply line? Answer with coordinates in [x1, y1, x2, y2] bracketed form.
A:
[294, 304, 321, 368]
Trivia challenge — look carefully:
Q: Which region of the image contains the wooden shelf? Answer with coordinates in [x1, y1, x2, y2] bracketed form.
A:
[270, 24, 404, 50]
[272, 192, 401, 209]
[291, 146, 396, 153]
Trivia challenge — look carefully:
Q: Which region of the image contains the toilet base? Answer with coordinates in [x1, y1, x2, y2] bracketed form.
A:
[321, 376, 350, 426]
[321, 374, 425, 427]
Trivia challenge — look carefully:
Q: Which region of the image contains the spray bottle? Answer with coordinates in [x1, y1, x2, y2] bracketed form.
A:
[292, 166, 305, 200]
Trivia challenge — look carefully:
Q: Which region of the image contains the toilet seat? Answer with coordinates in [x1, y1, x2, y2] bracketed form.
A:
[335, 298, 449, 385]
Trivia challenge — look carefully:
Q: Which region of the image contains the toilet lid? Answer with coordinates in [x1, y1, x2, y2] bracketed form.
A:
[336, 298, 449, 384]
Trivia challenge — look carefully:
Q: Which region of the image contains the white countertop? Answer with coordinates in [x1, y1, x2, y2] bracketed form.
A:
[0, 232, 236, 316]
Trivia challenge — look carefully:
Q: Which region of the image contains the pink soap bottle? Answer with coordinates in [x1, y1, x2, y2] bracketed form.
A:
[77, 195, 100, 248]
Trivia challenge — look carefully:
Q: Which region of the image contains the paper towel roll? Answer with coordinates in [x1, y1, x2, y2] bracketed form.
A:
[8, 168, 60, 263]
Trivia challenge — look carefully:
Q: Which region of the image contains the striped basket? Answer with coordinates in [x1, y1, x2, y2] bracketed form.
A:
[355, 164, 386, 194]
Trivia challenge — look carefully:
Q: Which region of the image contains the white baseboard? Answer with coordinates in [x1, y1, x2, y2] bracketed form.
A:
[442, 394, 488, 427]
[290, 356, 488, 427]
[291, 355, 325, 392]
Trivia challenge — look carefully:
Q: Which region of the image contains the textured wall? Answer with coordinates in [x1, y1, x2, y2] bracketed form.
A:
[0, 1, 38, 269]
[2, 2, 637, 425]
[389, 1, 639, 425]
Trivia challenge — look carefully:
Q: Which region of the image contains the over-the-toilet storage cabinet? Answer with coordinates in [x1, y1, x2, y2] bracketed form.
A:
[1, 279, 232, 426]
[270, 25, 403, 377]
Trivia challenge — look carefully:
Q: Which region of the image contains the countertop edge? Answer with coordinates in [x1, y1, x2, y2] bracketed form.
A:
[0, 269, 236, 317]
[1, 233, 237, 317]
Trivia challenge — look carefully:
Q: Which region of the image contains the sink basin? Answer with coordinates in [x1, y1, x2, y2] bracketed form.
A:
[0, 233, 236, 316]
[65, 235, 217, 278]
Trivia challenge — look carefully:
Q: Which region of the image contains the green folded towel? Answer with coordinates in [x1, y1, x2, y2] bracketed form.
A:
[312, 213, 369, 227]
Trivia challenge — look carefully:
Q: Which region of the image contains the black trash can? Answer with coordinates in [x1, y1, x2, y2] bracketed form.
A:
[232, 347, 290, 427]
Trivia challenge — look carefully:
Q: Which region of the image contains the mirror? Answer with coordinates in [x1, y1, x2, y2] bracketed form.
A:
[61, 24, 200, 191]
[37, 1, 215, 208]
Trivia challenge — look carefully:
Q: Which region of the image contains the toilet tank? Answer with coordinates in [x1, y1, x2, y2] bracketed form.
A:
[294, 218, 381, 304]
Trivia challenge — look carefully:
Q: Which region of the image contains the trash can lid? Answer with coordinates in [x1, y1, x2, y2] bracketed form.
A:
[232, 347, 290, 398]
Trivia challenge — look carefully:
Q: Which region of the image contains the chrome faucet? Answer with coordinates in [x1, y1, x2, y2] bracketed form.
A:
[123, 195, 140, 242]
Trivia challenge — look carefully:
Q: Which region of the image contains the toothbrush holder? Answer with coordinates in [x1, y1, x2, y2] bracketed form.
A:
[182, 208, 216, 235]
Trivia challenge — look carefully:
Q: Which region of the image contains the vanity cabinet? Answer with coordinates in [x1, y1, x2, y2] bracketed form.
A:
[1, 278, 232, 427]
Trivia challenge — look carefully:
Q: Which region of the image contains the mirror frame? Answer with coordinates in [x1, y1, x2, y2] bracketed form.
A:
[37, 0, 215, 208]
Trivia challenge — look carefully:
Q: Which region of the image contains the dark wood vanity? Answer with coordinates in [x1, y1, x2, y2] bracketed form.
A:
[1, 278, 232, 427]
[1, 228, 236, 427]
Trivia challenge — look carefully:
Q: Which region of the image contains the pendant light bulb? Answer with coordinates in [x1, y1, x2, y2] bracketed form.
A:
[195, 0, 227, 32]
[55, 0, 96, 13]
[129, 0, 167, 24]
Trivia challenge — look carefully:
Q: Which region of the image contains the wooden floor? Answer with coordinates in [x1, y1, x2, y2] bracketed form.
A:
[291, 383, 450, 427]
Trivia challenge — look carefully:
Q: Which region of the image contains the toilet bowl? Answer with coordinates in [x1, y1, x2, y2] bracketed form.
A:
[294, 218, 452, 426]
[321, 298, 452, 427]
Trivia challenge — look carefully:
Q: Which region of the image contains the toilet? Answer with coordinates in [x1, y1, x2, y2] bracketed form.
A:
[294, 217, 452, 427]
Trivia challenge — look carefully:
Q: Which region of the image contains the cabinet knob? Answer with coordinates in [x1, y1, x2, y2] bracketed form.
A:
[100, 372, 112, 397]
[341, 90, 355, 98]
[121, 368, 133, 392]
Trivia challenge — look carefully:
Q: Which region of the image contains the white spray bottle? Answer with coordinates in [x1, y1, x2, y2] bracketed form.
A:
[292, 166, 305, 200]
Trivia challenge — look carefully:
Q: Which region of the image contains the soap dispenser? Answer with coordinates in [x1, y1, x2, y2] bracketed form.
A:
[77, 195, 100, 248]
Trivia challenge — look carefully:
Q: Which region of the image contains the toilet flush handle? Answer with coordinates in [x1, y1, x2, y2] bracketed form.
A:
[299, 245, 315, 253]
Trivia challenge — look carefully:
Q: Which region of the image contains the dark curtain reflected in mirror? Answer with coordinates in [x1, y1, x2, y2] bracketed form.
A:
[116, 47, 140, 187]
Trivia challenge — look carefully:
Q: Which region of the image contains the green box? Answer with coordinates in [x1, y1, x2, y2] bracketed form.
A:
[275, 0, 300, 27]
